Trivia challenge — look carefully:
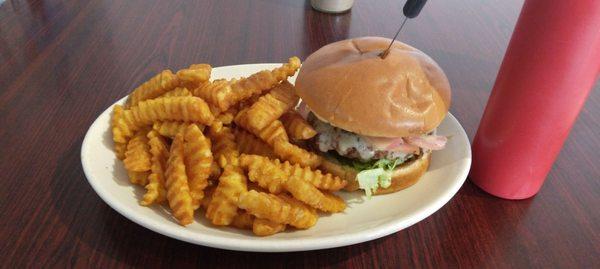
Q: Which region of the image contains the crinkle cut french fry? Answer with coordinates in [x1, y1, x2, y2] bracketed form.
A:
[153, 121, 195, 138]
[215, 107, 238, 125]
[112, 105, 128, 160]
[123, 130, 152, 172]
[285, 157, 347, 191]
[128, 70, 179, 107]
[176, 64, 211, 89]
[235, 107, 290, 148]
[165, 132, 194, 226]
[240, 154, 346, 192]
[281, 111, 317, 140]
[257, 120, 288, 146]
[243, 81, 299, 132]
[240, 154, 345, 214]
[111, 56, 350, 235]
[234, 129, 277, 159]
[183, 124, 213, 209]
[208, 125, 240, 169]
[273, 139, 322, 169]
[236, 92, 262, 111]
[142, 130, 169, 205]
[231, 211, 255, 230]
[205, 166, 248, 226]
[112, 104, 136, 145]
[283, 175, 346, 213]
[239, 155, 287, 194]
[252, 218, 286, 236]
[237, 190, 317, 229]
[133, 97, 214, 125]
[114, 97, 214, 143]
[161, 87, 192, 98]
[318, 158, 360, 191]
[194, 79, 229, 101]
[128, 170, 150, 186]
[114, 141, 127, 160]
[195, 57, 301, 112]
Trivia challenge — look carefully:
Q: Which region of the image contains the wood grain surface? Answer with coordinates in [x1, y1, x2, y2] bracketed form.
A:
[1, 0, 598, 268]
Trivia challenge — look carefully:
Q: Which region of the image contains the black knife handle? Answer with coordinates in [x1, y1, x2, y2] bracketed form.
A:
[403, 0, 427, 18]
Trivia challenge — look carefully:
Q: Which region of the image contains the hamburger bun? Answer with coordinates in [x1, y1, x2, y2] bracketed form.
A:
[295, 36, 451, 137]
[319, 151, 432, 195]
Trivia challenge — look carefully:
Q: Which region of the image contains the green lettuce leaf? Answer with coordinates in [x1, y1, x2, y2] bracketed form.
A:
[355, 158, 403, 198]
[323, 151, 410, 197]
[357, 168, 385, 198]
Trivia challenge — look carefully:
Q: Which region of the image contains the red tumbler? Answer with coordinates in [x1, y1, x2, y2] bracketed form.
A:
[470, 0, 600, 199]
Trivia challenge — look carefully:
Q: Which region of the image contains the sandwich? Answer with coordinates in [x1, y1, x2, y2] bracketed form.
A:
[294, 36, 451, 196]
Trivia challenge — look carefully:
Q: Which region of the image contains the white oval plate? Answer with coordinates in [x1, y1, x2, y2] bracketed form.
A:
[81, 63, 471, 252]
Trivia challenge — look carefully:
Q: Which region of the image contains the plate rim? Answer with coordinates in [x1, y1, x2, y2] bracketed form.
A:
[81, 63, 471, 252]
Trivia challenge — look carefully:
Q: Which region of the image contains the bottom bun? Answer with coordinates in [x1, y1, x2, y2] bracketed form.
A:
[319, 151, 431, 195]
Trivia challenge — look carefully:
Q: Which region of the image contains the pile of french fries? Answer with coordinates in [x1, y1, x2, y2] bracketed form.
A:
[111, 57, 348, 236]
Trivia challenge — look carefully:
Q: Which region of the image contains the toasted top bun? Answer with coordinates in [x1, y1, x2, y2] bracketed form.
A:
[295, 37, 451, 137]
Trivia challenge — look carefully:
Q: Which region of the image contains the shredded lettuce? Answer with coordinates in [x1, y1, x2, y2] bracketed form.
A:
[356, 158, 402, 198]
[357, 168, 385, 197]
[323, 152, 409, 197]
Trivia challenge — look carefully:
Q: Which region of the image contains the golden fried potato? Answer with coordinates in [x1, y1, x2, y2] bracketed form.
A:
[281, 111, 317, 140]
[273, 139, 322, 169]
[112, 105, 128, 160]
[234, 129, 277, 159]
[231, 211, 255, 230]
[320, 191, 347, 212]
[133, 96, 214, 125]
[128, 70, 179, 107]
[114, 141, 127, 161]
[195, 57, 301, 111]
[128, 170, 150, 186]
[112, 104, 136, 146]
[235, 106, 290, 148]
[253, 218, 286, 236]
[237, 190, 317, 229]
[215, 107, 238, 125]
[111, 56, 354, 235]
[141, 130, 169, 205]
[161, 87, 192, 98]
[208, 125, 239, 169]
[277, 193, 318, 225]
[165, 132, 194, 225]
[240, 154, 347, 192]
[283, 175, 346, 213]
[176, 64, 211, 89]
[205, 166, 248, 226]
[183, 124, 213, 209]
[115, 97, 214, 143]
[240, 155, 287, 194]
[123, 130, 152, 172]
[243, 81, 299, 132]
[318, 158, 360, 191]
[256, 120, 289, 146]
[152, 121, 197, 138]
[194, 79, 229, 100]
[235, 92, 262, 111]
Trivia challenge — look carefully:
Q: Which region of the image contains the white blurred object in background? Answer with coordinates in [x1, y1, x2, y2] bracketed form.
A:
[311, 0, 354, 13]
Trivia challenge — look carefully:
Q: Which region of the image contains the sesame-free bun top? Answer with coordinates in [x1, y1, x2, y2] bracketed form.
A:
[295, 36, 451, 137]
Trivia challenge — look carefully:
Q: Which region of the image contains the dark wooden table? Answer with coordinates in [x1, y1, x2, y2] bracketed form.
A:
[1, 0, 598, 267]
